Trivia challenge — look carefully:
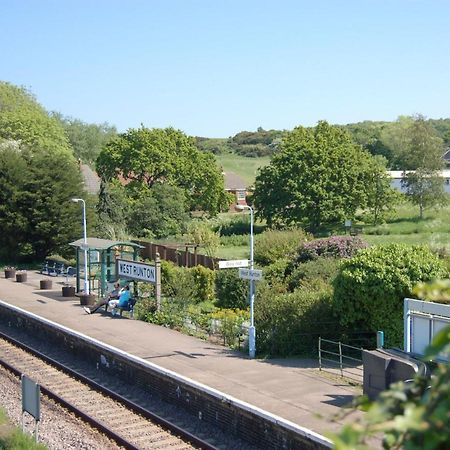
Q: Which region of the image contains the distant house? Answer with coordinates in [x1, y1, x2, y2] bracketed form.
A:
[444, 149, 450, 168]
[223, 171, 248, 209]
[387, 170, 450, 193]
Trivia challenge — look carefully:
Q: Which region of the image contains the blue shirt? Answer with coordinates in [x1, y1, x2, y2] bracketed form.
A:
[118, 290, 131, 308]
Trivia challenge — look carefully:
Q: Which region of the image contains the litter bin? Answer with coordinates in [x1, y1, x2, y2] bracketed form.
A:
[4, 268, 16, 279]
[62, 285, 76, 297]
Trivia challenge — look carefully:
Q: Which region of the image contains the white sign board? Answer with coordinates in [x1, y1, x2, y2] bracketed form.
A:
[218, 259, 249, 269]
[239, 268, 263, 281]
[117, 259, 156, 284]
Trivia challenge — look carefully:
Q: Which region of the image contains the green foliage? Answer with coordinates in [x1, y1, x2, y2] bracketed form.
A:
[128, 183, 189, 239]
[0, 143, 86, 262]
[412, 279, 450, 304]
[332, 325, 450, 450]
[210, 308, 250, 346]
[190, 265, 216, 303]
[52, 113, 117, 164]
[0, 82, 72, 156]
[215, 269, 248, 309]
[229, 127, 285, 157]
[333, 244, 447, 347]
[187, 221, 220, 257]
[263, 258, 290, 285]
[252, 121, 377, 230]
[254, 228, 310, 266]
[255, 282, 336, 356]
[287, 258, 340, 292]
[96, 126, 230, 215]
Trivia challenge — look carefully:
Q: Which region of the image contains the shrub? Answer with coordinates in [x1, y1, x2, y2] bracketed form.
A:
[255, 282, 337, 356]
[210, 308, 250, 347]
[296, 235, 368, 263]
[255, 228, 310, 266]
[333, 244, 447, 347]
[215, 269, 248, 309]
[287, 257, 340, 291]
[189, 265, 215, 303]
[263, 258, 290, 285]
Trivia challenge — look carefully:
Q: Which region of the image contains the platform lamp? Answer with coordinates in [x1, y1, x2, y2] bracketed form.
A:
[235, 204, 256, 358]
[71, 198, 89, 294]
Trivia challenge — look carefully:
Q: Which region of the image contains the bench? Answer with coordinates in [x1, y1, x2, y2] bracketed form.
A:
[111, 298, 136, 318]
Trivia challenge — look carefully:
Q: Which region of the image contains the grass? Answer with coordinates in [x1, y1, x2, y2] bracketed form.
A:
[0, 407, 48, 450]
[216, 153, 270, 186]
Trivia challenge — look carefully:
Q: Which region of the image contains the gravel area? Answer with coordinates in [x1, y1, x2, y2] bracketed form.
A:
[0, 365, 121, 450]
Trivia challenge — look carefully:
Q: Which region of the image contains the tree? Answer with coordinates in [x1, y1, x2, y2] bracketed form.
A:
[0, 143, 86, 262]
[52, 113, 117, 165]
[401, 116, 446, 218]
[0, 82, 72, 156]
[364, 156, 401, 224]
[96, 126, 230, 215]
[252, 121, 377, 231]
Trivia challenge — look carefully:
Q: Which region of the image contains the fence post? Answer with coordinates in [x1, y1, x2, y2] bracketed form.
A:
[318, 337, 322, 371]
[339, 341, 343, 377]
[155, 253, 161, 311]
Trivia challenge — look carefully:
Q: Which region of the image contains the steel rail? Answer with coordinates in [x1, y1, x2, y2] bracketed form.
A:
[0, 330, 217, 450]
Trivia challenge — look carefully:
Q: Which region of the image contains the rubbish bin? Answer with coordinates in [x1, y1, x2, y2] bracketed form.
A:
[4, 268, 16, 279]
[62, 285, 76, 297]
[79, 293, 96, 306]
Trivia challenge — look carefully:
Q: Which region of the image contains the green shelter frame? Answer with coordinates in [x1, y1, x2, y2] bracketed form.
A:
[69, 238, 144, 297]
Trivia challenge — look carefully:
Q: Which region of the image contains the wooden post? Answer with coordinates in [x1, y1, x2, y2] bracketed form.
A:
[155, 253, 161, 311]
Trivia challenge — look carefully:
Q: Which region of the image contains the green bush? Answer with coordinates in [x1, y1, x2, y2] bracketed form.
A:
[254, 228, 310, 266]
[189, 265, 215, 303]
[263, 258, 290, 285]
[333, 244, 447, 347]
[215, 269, 248, 309]
[287, 257, 340, 291]
[255, 282, 337, 356]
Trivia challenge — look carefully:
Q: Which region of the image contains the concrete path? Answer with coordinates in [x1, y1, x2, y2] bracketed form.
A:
[0, 270, 364, 439]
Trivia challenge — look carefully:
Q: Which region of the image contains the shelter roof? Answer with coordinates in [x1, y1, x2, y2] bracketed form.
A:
[69, 238, 144, 250]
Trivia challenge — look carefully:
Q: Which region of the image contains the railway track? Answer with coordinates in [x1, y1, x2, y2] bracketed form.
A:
[0, 331, 217, 450]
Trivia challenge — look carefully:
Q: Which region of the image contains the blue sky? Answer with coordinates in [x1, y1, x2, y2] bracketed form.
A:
[1, 0, 449, 137]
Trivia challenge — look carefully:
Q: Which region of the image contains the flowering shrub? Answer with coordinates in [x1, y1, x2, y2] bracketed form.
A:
[296, 235, 368, 262]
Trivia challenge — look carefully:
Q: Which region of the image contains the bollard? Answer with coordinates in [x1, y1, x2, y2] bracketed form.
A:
[377, 331, 384, 349]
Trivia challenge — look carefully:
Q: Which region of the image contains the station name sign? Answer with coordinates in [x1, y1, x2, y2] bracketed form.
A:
[117, 259, 156, 284]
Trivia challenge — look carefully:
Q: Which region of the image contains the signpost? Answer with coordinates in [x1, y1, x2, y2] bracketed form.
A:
[218, 259, 249, 269]
[22, 375, 40, 442]
[238, 268, 263, 281]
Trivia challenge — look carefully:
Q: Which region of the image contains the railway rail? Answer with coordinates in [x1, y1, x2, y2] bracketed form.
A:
[0, 330, 217, 450]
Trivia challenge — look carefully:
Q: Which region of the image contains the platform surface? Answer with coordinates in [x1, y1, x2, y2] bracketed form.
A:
[0, 271, 364, 439]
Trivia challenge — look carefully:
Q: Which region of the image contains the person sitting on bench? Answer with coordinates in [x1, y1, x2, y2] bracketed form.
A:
[83, 282, 122, 315]
[108, 284, 131, 316]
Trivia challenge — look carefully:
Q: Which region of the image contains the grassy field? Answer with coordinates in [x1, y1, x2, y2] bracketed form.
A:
[215, 153, 270, 186]
[211, 203, 450, 260]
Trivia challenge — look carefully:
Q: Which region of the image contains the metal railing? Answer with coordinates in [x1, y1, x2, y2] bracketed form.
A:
[318, 337, 363, 384]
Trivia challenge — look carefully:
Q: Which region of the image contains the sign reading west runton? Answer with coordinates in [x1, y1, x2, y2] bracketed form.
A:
[116, 259, 156, 284]
[218, 259, 249, 269]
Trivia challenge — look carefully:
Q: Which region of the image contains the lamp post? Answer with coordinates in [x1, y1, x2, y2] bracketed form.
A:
[235, 204, 256, 358]
[71, 198, 89, 294]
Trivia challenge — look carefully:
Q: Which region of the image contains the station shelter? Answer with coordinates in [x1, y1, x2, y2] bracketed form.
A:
[69, 238, 144, 297]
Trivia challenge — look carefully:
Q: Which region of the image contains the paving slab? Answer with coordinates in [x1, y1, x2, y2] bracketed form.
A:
[0, 270, 365, 440]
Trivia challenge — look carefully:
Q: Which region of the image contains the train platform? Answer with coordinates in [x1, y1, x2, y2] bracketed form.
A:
[0, 270, 363, 440]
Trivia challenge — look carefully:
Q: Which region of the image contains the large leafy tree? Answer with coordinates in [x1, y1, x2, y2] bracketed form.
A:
[401, 115, 447, 218]
[0, 82, 72, 156]
[52, 112, 117, 164]
[96, 127, 230, 216]
[252, 121, 378, 230]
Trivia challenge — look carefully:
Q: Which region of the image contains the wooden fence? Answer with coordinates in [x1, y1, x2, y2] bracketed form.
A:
[137, 241, 221, 270]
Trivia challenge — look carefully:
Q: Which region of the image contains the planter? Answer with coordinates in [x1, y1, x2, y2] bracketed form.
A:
[40, 279, 53, 290]
[16, 272, 27, 283]
[79, 293, 96, 306]
[62, 286, 76, 297]
[4, 268, 16, 279]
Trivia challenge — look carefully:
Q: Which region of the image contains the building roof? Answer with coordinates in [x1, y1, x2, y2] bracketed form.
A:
[444, 149, 450, 161]
[80, 164, 100, 194]
[387, 170, 450, 178]
[69, 238, 143, 250]
[223, 171, 247, 191]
